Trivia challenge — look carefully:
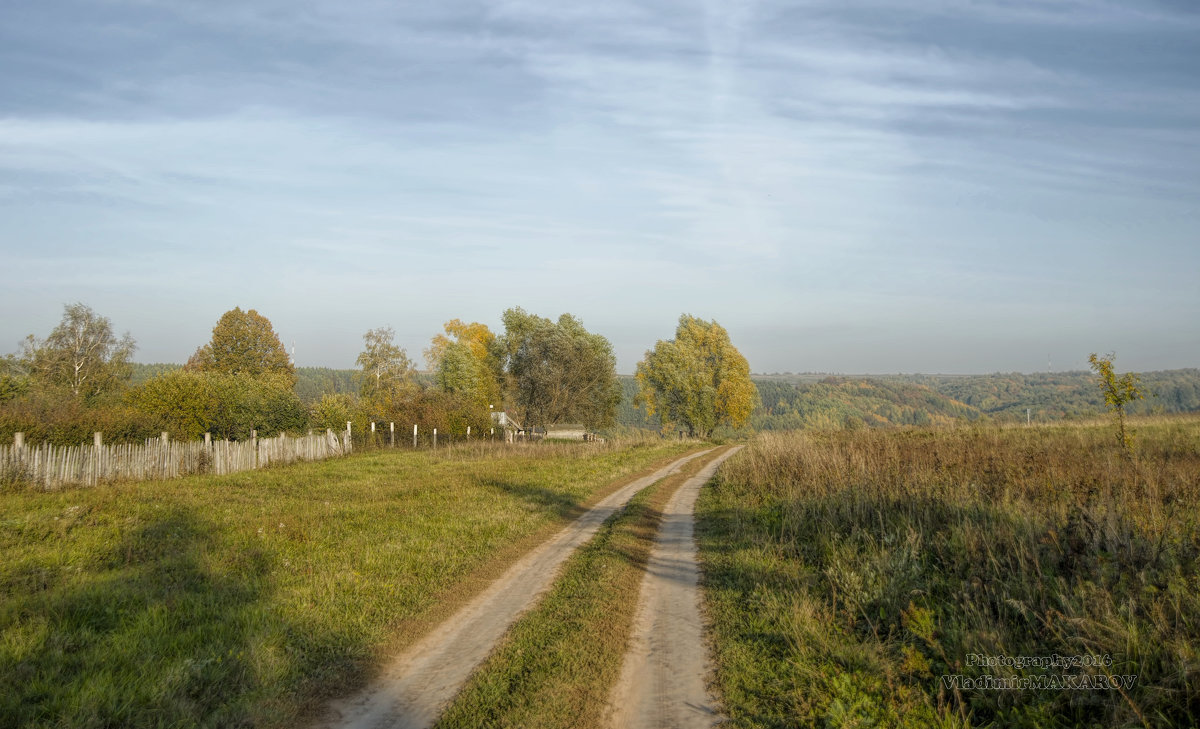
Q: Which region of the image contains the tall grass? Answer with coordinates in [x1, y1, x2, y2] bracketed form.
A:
[0, 437, 696, 728]
[698, 419, 1200, 728]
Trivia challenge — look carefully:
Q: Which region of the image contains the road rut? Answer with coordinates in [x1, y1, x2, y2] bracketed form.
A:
[312, 448, 713, 729]
[607, 445, 744, 729]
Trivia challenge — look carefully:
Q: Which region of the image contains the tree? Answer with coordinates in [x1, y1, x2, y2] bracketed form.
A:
[21, 302, 135, 400]
[425, 319, 504, 408]
[355, 327, 415, 411]
[500, 308, 620, 431]
[1088, 352, 1144, 452]
[635, 315, 758, 438]
[187, 307, 295, 384]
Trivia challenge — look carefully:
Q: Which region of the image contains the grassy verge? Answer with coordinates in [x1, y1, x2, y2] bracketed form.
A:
[0, 438, 700, 728]
[697, 419, 1200, 728]
[434, 447, 725, 729]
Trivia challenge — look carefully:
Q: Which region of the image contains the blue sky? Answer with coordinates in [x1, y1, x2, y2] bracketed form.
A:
[2, 0, 1197, 374]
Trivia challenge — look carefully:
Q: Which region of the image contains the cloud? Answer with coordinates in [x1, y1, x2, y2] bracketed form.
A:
[1, 0, 1197, 371]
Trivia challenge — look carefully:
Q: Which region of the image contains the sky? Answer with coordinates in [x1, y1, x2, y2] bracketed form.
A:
[2, 0, 1198, 374]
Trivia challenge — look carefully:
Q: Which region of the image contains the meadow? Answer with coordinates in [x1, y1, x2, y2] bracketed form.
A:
[698, 417, 1200, 728]
[0, 438, 696, 728]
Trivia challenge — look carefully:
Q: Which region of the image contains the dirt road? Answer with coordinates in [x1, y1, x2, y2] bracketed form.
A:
[312, 448, 713, 729]
[607, 445, 744, 729]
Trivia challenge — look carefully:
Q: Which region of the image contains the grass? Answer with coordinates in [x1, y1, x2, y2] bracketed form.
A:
[0, 438, 700, 728]
[434, 446, 729, 729]
[697, 418, 1200, 728]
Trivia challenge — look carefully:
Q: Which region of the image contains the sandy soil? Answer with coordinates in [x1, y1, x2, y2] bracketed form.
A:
[606, 445, 744, 729]
[311, 448, 713, 729]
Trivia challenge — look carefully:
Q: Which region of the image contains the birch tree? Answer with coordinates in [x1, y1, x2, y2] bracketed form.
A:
[22, 302, 135, 400]
[356, 326, 415, 410]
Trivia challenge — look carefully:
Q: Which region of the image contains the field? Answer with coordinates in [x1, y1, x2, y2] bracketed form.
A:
[0, 438, 697, 728]
[698, 417, 1200, 728]
[7, 415, 1200, 728]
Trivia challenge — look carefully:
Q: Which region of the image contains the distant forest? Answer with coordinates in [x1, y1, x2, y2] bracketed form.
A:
[749, 369, 1200, 430]
[129, 364, 1199, 433]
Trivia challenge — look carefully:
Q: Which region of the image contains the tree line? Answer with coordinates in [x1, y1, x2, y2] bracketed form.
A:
[0, 304, 758, 445]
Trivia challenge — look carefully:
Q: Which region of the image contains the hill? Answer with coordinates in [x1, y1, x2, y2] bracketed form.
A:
[754, 369, 1200, 424]
[751, 377, 980, 430]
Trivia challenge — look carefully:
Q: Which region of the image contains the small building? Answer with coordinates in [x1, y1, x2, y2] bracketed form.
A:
[491, 410, 523, 442]
[545, 423, 588, 441]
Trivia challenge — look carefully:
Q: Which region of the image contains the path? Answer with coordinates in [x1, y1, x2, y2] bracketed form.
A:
[607, 445, 744, 729]
[312, 448, 713, 729]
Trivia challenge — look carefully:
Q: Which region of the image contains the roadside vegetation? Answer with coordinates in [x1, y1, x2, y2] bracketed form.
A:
[0, 438, 698, 727]
[698, 418, 1200, 728]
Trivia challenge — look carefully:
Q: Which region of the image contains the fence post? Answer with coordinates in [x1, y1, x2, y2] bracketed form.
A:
[413, 424, 417, 449]
[467, 426, 471, 438]
[161, 431, 169, 443]
[433, 428, 437, 449]
[91, 432, 103, 486]
[13, 432, 23, 451]
[390, 422, 395, 447]
[204, 432, 212, 448]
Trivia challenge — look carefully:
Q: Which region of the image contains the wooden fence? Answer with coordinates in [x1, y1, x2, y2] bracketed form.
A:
[0, 429, 352, 490]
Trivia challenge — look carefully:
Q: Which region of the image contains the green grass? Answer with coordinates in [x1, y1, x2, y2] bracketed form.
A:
[0, 438, 698, 728]
[697, 418, 1200, 729]
[434, 447, 726, 729]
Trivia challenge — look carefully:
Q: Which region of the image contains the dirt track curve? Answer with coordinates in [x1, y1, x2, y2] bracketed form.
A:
[311, 448, 714, 729]
[607, 445, 744, 729]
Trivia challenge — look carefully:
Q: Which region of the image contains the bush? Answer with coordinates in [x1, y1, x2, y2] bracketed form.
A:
[309, 393, 359, 433]
[0, 390, 159, 445]
[129, 371, 307, 441]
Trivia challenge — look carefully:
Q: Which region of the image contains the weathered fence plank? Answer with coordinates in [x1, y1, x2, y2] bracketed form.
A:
[0, 430, 352, 490]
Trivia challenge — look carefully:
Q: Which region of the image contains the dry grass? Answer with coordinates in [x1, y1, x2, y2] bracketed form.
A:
[698, 417, 1200, 728]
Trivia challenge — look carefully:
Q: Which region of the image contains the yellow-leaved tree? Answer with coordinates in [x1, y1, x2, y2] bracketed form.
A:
[635, 315, 758, 438]
[425, 319, 504, 409]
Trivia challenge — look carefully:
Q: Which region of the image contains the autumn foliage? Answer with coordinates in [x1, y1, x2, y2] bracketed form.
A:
[635, 315, 758, 437]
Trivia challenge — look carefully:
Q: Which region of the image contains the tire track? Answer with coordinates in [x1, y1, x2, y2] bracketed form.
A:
[607, 445, 744, 729]
[312, 448, 713, 729]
